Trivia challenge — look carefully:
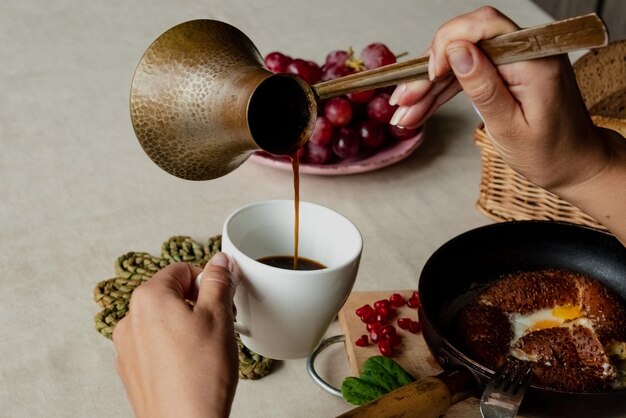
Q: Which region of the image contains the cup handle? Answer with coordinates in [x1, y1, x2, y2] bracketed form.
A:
[233, 322, 248, 335]
[195, 273, 250, 336]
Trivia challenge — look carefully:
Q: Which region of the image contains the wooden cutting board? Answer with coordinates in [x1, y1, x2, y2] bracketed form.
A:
[337, 290, 481, 417]
[337, 290, 441, 378]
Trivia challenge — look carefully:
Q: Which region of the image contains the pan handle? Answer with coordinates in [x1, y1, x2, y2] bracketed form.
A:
[336, 368, 475, 418]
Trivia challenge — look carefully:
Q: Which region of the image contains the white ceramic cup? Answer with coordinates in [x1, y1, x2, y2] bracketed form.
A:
[220, 199, 362, 360]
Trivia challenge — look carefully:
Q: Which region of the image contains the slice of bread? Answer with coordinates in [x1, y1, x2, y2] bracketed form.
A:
[590, 88, 626, 119]
[592, 115, 626, 138]
[574, 40, 626, 138]
[573, 40, 626, 113]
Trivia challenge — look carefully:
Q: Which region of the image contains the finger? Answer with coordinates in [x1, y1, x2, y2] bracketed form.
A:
[396, 84, 462, 129]
[389, 75, 455, 125]
[430, 6, 518, 79]
[138, 262, 198, 300]
[420, 78, 463, 123]
[194, 252, 238, 314]
[391, 76, 461, 128]
[390, 79, 432, 107]
[446, 41, 521, 129]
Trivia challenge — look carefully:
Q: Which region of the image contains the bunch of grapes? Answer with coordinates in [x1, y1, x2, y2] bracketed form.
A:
[264, 44, 419, 165]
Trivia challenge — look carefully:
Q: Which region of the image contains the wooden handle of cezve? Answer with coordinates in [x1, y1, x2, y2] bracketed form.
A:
[336, 369, 476, 418]
[313, 13, 608, 100]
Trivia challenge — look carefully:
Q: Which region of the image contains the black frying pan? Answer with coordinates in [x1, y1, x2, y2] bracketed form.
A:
[340, 221, 626, 418]
[419, 221, 626, 418]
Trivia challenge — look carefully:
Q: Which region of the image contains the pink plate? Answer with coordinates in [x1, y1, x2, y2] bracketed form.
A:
[249, 127, 425, 175]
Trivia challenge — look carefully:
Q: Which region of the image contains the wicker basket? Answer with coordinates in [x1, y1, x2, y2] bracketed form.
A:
[474, 40, 626, 230]
[474, 125, 607, 230]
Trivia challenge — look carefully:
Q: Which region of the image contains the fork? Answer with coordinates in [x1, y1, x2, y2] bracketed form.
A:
[480, 358, 534, 418]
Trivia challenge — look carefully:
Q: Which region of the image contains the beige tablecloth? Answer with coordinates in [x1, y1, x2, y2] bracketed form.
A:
[0, 1, 552, 416]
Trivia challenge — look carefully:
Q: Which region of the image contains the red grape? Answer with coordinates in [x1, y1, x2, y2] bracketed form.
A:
[357, 119, 386, 149]
[264, 52, 292, 73]
[309, 116, 334, 146]
[266, 42, 408, 165]
[324, 97, 353, 126]
[287, 59, 321, 85]
[388, 124, 419, 141]
[360, 43, 396, 69]
[305, 141, 332, 164]
[324, 50, 350, 68]
[306, 60, 323, 84]
[346, 89, 376, 103]
[321, 64, 354, 81]
[368, 93, 397, 124]
[332, 127, 360, 159]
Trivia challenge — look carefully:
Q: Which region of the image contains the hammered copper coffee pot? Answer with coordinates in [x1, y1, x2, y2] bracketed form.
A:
[130, 14, 607, 180]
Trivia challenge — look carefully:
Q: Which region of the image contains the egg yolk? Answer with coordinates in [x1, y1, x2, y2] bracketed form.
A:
[528, 305, 583, 331]
[552, 304, 582, 321]
[531, 319, 562, 330]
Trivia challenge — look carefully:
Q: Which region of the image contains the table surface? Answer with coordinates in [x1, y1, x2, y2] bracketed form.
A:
[0, 1, 554, 416]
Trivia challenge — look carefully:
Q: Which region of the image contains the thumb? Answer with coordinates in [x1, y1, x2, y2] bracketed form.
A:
[194, 252, 238, 313]
[446, 41, 518, 128]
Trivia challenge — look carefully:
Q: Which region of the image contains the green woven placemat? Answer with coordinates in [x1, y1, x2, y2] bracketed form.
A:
[93, 234, 273, 380]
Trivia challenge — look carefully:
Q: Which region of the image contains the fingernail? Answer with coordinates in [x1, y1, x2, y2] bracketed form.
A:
[448, 47, 473, 75]
[210, 252, 232, 271]
[194, 272, 203, 290]
[389, 83, 406, 106]
[428, 51, 436, 81]
[390, 106, 407, 126]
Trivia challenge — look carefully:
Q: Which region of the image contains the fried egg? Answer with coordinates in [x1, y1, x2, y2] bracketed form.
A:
[510, 304, 583, 344]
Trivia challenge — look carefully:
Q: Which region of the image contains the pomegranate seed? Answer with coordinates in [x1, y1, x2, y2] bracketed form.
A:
[409, 321, 422, 334]
[356, 304, 373, 317]
[374, 299, 391, 310]
[376, 305, 391, 319]
[412, 291, 419, 298]
[366, 322, 382, 332]
[370, 329, 381, 343]
[378, 339, 395, 357]
[407, 296, 420, 308]
[360, 310, 377, 324]
[389, 293, 406, 307]
[355, 335, 369, 347]
[390, 333, 403, 349]
[397, 317, 412, 330]
[375, 313, 387, 324]
[380, 325, 397, 339]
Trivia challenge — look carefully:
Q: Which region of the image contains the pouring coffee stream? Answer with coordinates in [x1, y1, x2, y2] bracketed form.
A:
[130, 13, 606, 182]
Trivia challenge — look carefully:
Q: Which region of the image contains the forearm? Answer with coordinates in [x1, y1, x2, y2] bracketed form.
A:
[554, 127, 626, 245]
